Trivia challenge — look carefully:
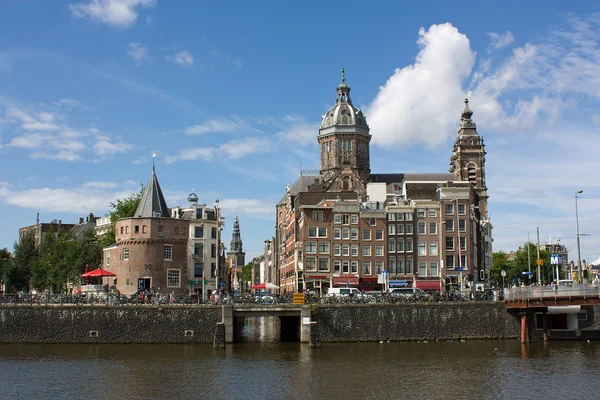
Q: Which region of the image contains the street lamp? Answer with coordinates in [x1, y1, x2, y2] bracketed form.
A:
[215, 199, 220, 294]
[575, 190, 583, 285]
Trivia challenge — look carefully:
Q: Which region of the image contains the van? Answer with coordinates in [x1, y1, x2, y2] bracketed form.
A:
[558, 280, 574, 287]
[389, 287, 430, 298]
[326, 287, 362, 297]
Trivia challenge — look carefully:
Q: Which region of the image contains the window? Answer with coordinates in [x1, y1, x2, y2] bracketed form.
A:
[417, 222, 426, 235]
[120, 227, 123, 234]
[446, 237, 454, 251]
[143, 225, 147, 234]
[158, 225, 164, 236]
[164, 245, 173, 260]
[397, 224, 404, 235]
[211, 227, 217, 239]
[428, 208, 437, 217]
[319, 257, 329, 271]
[459, 255, 467, 269]
[194, 226, 203, 238]
[194, 263, 203, 277]
[405, 224, 413, 234]
[459, 219, 466, 232]
[375, 229, 383, 240]
[334, 244, 341, 256]
[388, 224, 396, 235]
[194, 243, 204, 257]
[306, 242, 316, 253]
[406, 238, 413, 252]
[388, 257, 396, 274]
[342, 215, 350, 225]
[351, 261, 358, 273]
[123, 248, 129, 260]
[318, 227, 327, 238]
[342, 260, 350, 274]
[418, 242, 426, 256]
[167, 269, 181, 287]
[397, 239, 404, 252]
[419, 262, 427, 277]
[445, 219, 454, 232]
[429, 242, 438, 256]
[362, 245, 371, 256]
[308, 227, 317, 238]
[351, 245, 358, 256]
[305, 257, 317, 271]
[211, 263, 216, 277]
[313, 211, 323, 222]
[211, 244, 216, 258]
[351, 215, 358, 224]
[446, 255, 454, 268]
[460, 236, 466, 251]
[375, 245, 383, 256]
[363, 261, 371, 275]
[375, 261, 383, 274]
[406, 258, 413, 274]
[429, 222, 437, 235]
[458, 203, 466, 215]
[370, 218, 376, 226]
[334, 228, 341, 240]
[134, 225, 139, 234]
[333, 260, 341, 274]
[342, 228, 349, 240]
[334, 214, 341, 224]
[405, 213, 413, 222]
[106, 252, 110, 266]
[445, 203, 454, 215]
[430, 262, 438, 276]
[351, 228, 358, 240]
[318, 242, 330, 254]
[174, 227, 179, 235]
[362, 229, 371, 240]
[388, 238, 396, 253]
[387, 213, 396, 221]
[417, 208, 425, 218]
[196, 208, 203, 219]
[396, 213, 404, 221]
[342, 245, 350, 256]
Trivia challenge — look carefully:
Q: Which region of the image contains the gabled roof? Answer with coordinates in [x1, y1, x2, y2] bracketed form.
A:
[134, 167, 170, 218]
[278, 175, 320, 205]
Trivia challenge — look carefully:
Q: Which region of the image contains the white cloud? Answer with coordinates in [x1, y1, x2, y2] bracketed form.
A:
[93, 134, 135, 156]
[30, 151, 81, 161]
[275, 115, 319, 146]
[184, 119, 244, 135]
[168, 51, 194, 66]
[165, 147, 214, 164]
[53, 98, 82, 108]
[219, 137, 270, 159]
[488, 31, 515, 49]
[69, 0, 156, 28]
[366, 23, 475, 149]
[6, 108, 60, 131]
[232, 57, 242, 68]
[219, 198, 274, 217]
[127, 42, 148, 66]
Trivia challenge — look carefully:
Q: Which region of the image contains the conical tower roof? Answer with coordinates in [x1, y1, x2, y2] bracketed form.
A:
[135, 166, 170, 218]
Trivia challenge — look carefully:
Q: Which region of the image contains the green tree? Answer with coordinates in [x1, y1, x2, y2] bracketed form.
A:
[6, 230, 38, 292]
[31, 229, 81, 292]
[77, 228, 103, 272]
[513, 242, 552, 284]
[100, 185, 144, 248]
[491, 251, 512, 287]
[242, 261, 254, 292]
[0, 247, 12, 291]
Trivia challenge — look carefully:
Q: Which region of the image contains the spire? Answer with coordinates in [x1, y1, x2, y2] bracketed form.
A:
[336, 67, 351, 104]
[458, 95, 477, 132]
[134, 164, 170, 218]
[229, 216, 243, 253]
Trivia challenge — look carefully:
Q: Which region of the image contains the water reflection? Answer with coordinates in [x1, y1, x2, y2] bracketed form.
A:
[1, 341, 599, 400]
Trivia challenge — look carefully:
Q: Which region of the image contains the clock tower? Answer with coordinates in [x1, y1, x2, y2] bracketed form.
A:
[318, 69, 371, 196]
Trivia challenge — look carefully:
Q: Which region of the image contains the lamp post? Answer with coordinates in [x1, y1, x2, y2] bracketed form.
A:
[575, 190, 583, 285]
[215, 199, 220, 294]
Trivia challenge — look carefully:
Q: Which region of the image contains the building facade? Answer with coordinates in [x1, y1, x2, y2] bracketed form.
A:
[275, 71, 493, 294]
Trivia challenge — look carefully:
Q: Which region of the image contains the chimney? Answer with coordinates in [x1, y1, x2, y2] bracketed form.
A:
[79, 217, 84, 224]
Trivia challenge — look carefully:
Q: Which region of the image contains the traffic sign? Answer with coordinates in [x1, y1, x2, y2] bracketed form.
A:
[536, 259, 544, 266]
[501, 270, 506, 277]
[293, 293, 305, 304]
[550, 254, 562, 265]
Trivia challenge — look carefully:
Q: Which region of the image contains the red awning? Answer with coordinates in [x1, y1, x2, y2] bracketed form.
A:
[333, 275, 359, 287]
[360, 277, 378, 283]
[415, 280, 442, 291]
[81, 268, 116, 277]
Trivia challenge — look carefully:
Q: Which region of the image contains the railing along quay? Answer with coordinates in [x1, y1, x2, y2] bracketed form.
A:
[504, 284, 600, 308]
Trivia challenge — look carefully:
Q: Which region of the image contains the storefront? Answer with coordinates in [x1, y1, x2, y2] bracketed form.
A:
[359, 277, 380, 291]
[415, 279, 442, 292]
[332, 274, 360, 287]
[304, 275, 330, 296]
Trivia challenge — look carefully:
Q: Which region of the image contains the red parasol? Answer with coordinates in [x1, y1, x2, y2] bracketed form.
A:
[81, 268, 116, 277]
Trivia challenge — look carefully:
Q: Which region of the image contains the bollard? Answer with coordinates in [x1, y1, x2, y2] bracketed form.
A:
[213, 322, 226, 348]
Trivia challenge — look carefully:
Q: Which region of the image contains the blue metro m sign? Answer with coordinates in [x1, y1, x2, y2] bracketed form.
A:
[550, 254, 562, 265]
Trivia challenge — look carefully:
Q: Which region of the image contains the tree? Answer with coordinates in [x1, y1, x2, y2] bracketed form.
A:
[0, 248, 12, 292]
[491, 251, 513, 287]
[77, 228, 103, 272]
[100, 185, 144, 248]
[512, 242, 552, 284]
[242, 261, 254, 292]
[6, 230, 38, 292]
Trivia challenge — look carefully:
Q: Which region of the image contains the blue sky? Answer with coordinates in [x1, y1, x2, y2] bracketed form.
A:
[1, 1, 600, 264]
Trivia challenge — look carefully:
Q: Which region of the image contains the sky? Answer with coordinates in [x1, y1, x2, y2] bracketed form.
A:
[1, 0, 600, 265]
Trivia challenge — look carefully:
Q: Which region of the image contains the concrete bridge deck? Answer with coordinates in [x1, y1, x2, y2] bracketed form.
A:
[504, 284, 600, 309]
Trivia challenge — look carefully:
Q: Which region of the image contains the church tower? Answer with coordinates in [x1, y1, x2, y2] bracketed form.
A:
[318, 69, 371, 196]
[449, 97, 489, 217]
[228, 216, 245, 269]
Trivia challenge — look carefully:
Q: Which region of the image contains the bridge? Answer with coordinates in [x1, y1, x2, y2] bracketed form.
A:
[504, 284, 600, 342]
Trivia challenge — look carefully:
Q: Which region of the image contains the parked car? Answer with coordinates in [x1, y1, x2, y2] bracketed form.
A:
[326, 287, 362, 297]
[389, 287, 431, 299]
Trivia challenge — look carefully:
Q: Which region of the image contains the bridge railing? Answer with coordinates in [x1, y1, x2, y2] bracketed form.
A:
[504, 284, 600, 302]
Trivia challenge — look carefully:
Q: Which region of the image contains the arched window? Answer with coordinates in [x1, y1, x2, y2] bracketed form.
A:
[343, 176, 351, 190]
[467, 163, 477, 184]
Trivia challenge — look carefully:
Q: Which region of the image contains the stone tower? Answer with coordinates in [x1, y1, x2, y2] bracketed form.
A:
[318, 68, 371, 197]
[449, 97, 489, 217]
[228, 216, 245, 269]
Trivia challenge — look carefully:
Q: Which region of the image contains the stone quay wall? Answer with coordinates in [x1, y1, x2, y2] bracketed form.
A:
[313, 303, 521, 342]
[0, 306, 221, 344]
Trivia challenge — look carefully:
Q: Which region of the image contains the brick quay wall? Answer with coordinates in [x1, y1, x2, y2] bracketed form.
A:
[1, 303, 522, 343]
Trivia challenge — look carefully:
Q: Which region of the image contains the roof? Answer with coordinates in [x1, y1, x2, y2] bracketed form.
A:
[134, 167, 170, 218]
[278, 175, 320, 205]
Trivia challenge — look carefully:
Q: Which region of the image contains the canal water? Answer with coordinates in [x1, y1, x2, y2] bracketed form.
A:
[1, 318, 599, 399]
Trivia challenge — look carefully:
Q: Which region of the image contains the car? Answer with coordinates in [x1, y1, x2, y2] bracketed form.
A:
[326, 287, 361, 297]
[389, 287, 431, 299]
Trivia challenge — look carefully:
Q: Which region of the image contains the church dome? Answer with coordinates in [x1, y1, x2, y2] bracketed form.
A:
[320, 68, 369, 130]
